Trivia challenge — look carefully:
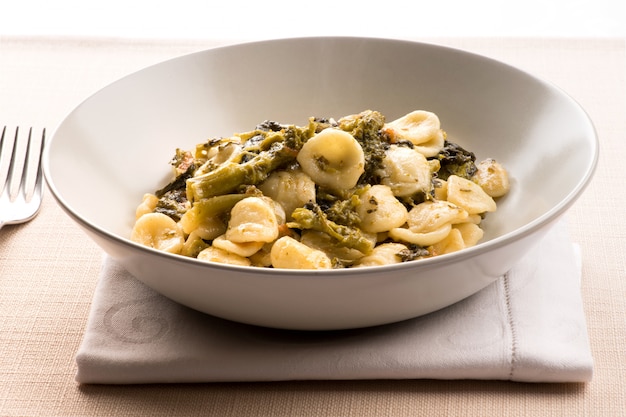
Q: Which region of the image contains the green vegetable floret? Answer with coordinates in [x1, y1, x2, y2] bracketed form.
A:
[288, 201, 374, 256]
[337, 110, 389, 186]
[186, 120, 319, 201]
[397, 244, 431, 262]
[435, 140, 477, 180]
[315, 186, 366, 227]
[153, 150, 196, 221]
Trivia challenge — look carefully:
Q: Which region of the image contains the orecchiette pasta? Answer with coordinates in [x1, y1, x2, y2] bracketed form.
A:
[178, 196, 232, 240]
[131, 109, 510, 269]
[446, 175, 497, 214]
[382, 110, 445, 157]
[430, 227, 466, 256]
[354, 243, 409, 267]
[225, 197, 280, 243]
[378, 145, 434, 197]
[356, 184, 408, 233]
[406, 200, 469, 233]
[453, 222, 484, 247]
[194, 137, 243, 176]
[212, 234, 265, 257]
[296, 128, 365, 192]
[135, 193, 159, 220]
[131, 212, 185, 254]
[248, 243, 275, 268]
[270, 236, 333, 269]
[258, 168, 316, 221]
[388, 223, 453, 247]
[472, 158, 510, 198]
[197, 246, 252, 266]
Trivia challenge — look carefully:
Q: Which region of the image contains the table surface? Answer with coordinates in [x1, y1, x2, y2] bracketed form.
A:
[0, 35, 625, 416]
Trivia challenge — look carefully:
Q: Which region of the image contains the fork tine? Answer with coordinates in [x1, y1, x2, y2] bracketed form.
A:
[0, 126, 16, 195]
[7, 127, 30, 201]
[0, 127, 45, 231]
[0, 127, 45, 203]
[21, 127, 45, 202]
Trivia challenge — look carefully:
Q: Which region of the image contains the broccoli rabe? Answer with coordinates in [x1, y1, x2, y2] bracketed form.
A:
[180, 112, 390, 202]
[289, 202, 374, 255]
[397, 244, 431, 262]
[316, 186, 368, 227]
[186, 142, 296, 200]
[154, 188, 189, 222]
[186, 121, 318, 201]
[338, 110, 389, 186]
[155, 162, 195, 198]
[154, 161, 195, 221]
[435, 140, 477, 180]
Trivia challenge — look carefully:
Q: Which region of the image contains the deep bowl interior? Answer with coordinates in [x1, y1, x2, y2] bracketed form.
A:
[44, 37, 598, 329]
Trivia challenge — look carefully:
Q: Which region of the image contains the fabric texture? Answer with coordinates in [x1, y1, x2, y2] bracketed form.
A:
[75, 221, 593, 384]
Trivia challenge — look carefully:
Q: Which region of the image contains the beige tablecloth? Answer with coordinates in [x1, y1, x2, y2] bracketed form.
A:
[1, 36, 624, 416]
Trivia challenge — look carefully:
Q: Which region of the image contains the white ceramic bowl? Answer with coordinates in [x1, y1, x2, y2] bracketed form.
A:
[44, 37, 598, 330]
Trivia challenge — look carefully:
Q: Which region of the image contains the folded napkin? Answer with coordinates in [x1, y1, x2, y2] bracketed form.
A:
[75, 220, 593, 384]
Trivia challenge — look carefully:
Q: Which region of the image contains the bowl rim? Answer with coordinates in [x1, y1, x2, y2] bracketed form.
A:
[42, 36, 600, 278]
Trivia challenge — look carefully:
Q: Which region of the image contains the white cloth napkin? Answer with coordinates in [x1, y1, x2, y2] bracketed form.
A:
[75, 220, 593, 384]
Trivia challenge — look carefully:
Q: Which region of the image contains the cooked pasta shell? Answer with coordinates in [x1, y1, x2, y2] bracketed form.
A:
[354, 243, 409, 267]
[226, 197, 279, 243]
[407, 200, 469, 233]
[296, 128, 365, 192]
[259, 169, 315, 221]
[130, 212, 184, 254]
[472, 158, 511, 198]
[382, 110, 445, 157]
[379, 145, 433, 197]
[453, 222, 484, 247]
[212, 235, 265, 257]
[388, 223, 452, 247]
[446, 175, 497, 214]
[135, 193, 159, 220]
[197, 246, 252, 266]
[430, 228, 465, 255]
[357, 184, 408, 233]
[270, 236, 332, 269]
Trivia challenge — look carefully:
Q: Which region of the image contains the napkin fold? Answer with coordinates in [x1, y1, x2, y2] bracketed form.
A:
[75, 221, 593, 384]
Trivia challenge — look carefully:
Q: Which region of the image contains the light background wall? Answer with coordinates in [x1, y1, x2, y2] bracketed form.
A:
[1, 0, 624, 39]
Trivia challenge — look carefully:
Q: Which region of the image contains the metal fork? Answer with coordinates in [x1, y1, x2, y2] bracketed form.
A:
[0, 126, 45, 230]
